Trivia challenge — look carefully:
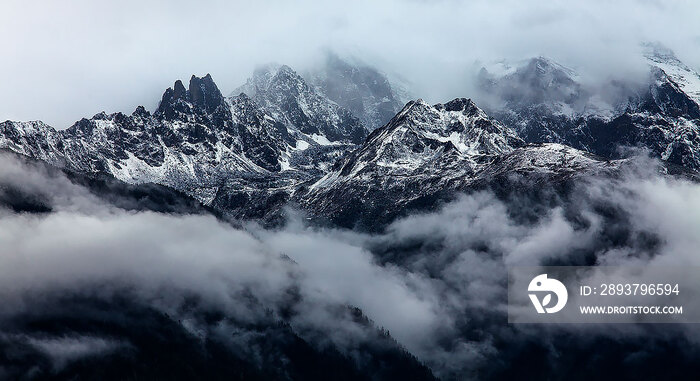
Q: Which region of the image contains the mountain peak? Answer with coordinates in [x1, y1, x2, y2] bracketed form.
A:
[234, 63, 367, 144]
[173, 79, 186, 95]
[338, 98, 523, 178]
[188, 73, 225, 114]
[642, 42, 680, 64]
[530, 56, 572, 74]
[642, 42, 700, 105]
[156, 74, 227, 120]
[132, 105, 150, 118]
[268, 65, 305, 86]
[520, 57, 578, 86]
[438, 98, 479, 114]
[478, 56, 584, 112]
[252, 63, 286, 77]
[396, 98, 484, 125]
[306, 52, 410, 130]
[276, 64, 295, 75]
[156, 80, 188, 118]
[234, 64, 305, 99]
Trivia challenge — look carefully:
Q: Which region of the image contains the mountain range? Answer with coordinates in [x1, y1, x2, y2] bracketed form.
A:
[2, 47, 700, 379]
[1, 47, 700, 231]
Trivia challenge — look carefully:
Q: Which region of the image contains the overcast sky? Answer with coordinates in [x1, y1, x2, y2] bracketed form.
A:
[1, 0, 699, 128]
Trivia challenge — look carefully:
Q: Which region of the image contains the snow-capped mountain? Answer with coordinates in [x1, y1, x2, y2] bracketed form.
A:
[0, 74, 326, 205]
[477, 46, 700, 171]
[3, 52, 700, 230]
[234, 64, 367, 144]
[297, 98, 621, 230]
[305, 53, 411, 131]
[478, 57, 590, 116]
[0, 89, 626, 230]
[0, 67, 390, 223]
[328, 98, 524, 178]
[476, 57, 624, 143]
[643, 42, 700, 105]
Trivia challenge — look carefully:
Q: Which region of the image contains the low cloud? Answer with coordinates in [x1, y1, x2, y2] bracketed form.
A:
[2, 153, 700, 378]
[25, 335, 129, 371]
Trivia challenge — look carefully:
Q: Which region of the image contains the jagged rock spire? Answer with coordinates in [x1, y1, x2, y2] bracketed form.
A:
[156, 74, 228, 122]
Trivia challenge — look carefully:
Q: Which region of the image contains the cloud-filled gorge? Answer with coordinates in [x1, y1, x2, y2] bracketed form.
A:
[2, 152, 700, 379]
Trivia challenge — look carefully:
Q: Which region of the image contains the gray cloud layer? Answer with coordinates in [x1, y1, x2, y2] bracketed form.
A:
[3, 152, 700, 378]
[1, 0, 699, 128]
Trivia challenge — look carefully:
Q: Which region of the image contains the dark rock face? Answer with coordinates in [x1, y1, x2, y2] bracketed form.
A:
[229, 93, 292, 172]
[157, 78, 206, 123]
[155, 74, 234, 141]
[189, 74, 226, 114]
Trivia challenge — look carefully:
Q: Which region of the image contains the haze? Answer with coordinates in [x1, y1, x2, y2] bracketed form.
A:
[1, 0, 699, 128]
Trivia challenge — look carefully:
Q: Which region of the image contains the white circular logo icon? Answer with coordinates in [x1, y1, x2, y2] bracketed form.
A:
[528, 274, 568, 314]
